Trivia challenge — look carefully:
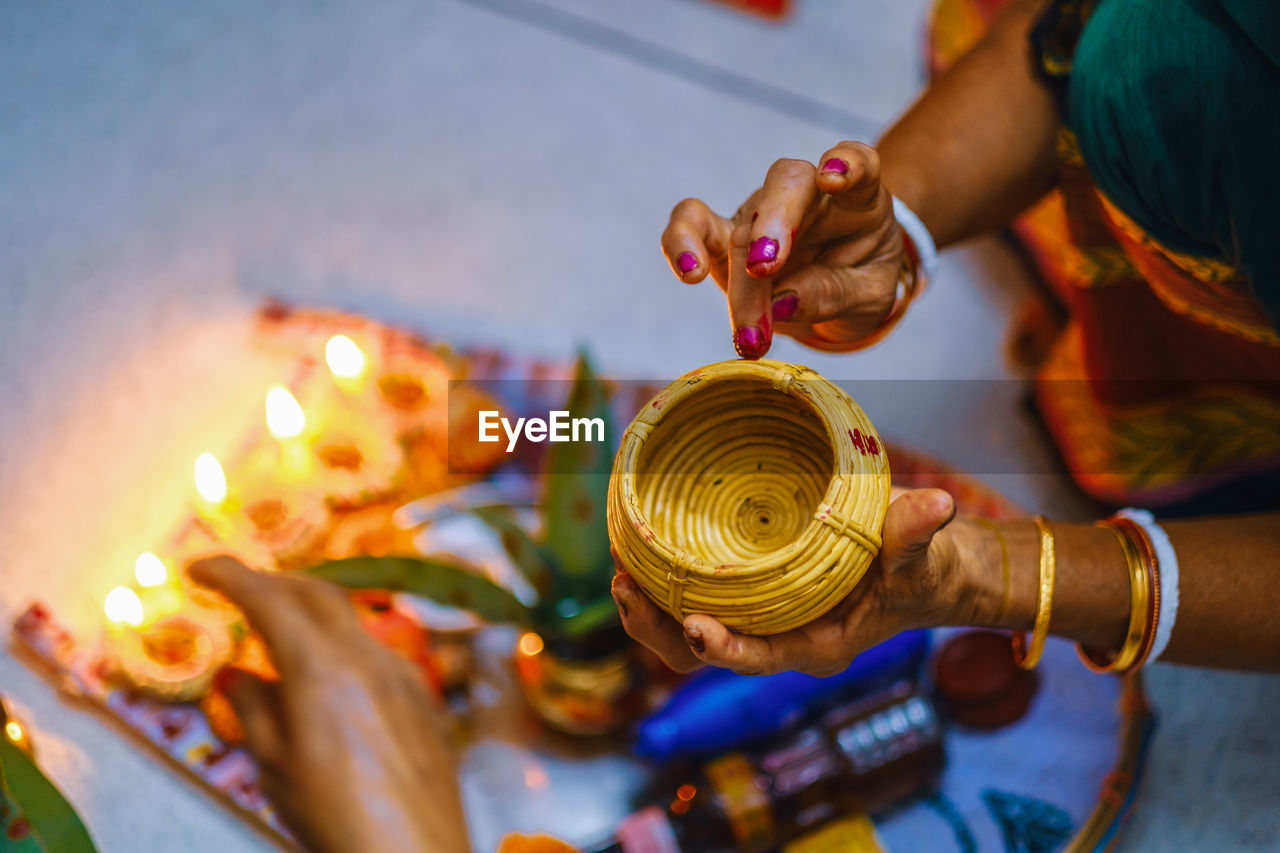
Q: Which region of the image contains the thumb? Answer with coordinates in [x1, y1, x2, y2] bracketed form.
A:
[214, 666, 285, 763]
[879, 488, 956, 574]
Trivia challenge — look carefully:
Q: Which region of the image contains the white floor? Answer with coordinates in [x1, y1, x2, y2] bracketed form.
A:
[1, 1, 1276, 850]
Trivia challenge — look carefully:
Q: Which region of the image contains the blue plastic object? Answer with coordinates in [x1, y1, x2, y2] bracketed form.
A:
[634, 630, 931, 761]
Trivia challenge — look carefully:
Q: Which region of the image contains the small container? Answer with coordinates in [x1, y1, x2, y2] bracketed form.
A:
[514, 624, 645, 736]
[607, 360, 891, 636]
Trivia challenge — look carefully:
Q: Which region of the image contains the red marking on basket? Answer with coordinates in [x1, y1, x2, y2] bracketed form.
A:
[848, 429, 881, 456]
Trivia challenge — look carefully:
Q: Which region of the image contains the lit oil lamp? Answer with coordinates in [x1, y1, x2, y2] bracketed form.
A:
[104, 584, 233, 703]
[194, 452, 228, 509]
[266, 385, 312, 480]
[325, 334, 368, 394]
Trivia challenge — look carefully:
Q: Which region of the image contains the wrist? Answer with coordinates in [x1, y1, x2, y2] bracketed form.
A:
[940, 518, 1039, 632]
[940, 519, 1002, 628]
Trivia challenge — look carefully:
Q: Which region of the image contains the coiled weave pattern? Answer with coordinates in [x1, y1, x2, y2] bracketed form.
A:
[607, 360, 891, 635]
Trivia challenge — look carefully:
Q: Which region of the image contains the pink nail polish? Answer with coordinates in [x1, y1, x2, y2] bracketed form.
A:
[821, 157, 849, 175]
[735, 326, 766, 360]
[772, 293, 799, 322]
[747, 236, 779, 268]
[676, 251, 698, 274]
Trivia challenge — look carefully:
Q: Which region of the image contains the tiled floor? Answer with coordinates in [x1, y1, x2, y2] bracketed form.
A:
[1, 1, 1276, 850]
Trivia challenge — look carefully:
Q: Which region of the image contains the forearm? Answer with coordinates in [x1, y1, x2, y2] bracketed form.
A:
[877, 0, 1060, 247]
[950, 513, 1280, 672]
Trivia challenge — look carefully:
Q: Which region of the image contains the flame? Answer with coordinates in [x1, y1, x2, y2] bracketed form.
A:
[194, 453, 227, 504]
[266, 386, 306, 439]
[105, 586, 144, 627]
[325, 335, 367, 379]
[4, 721, 22, 743]
[134, 552, 168, 588]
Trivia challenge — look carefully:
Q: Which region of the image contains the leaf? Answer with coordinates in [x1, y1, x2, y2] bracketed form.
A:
[300, 556, 532, 627]
[558, 597, 622, 639]
[467, 506, 558, 598]
[541, 351, 614, 581]
[0, 737, 97, 853]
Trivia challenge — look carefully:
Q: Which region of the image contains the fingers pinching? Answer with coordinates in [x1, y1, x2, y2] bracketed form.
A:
[613, 572, 702, 674]
[187, 556, 317, 674]
[663, 198, 732, 284]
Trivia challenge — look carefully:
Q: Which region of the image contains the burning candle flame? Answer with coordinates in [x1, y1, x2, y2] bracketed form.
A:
[4, 721, 23, 743]
[134, 552, 168, 588]
[105, 586, 145, 627]
[266, 386, 306, 439]
[194, 452, 227, 504]
[325, 334, 366, 379]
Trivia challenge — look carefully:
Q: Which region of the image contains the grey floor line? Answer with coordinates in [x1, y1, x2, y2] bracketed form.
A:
[453, 0, 883, 139]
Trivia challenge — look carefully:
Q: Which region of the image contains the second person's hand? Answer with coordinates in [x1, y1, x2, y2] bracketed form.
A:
[661, 141, 904, 360]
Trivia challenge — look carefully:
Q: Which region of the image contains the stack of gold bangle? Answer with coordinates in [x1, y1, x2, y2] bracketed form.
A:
[1012, 516, 1055, 670]
[1077, 515, 1161, 674]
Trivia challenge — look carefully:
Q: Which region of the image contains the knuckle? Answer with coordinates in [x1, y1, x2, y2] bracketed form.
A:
[671, 197, 705, 221]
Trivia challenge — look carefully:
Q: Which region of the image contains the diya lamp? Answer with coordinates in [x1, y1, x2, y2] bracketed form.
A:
[311, 409, 403, 512]
[265, 384, 312, 481]
[325, 333, 370, 395]
[237, 487, 330, 571]
[132, 552, 183, 617]
[104, 584, 234, 703]
[191, 452, 245, 532]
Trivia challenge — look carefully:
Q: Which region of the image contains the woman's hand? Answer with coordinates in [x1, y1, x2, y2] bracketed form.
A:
[188, 556, 471, 853]
[611, 489, 977, 677]
[662, 141, 903, 360]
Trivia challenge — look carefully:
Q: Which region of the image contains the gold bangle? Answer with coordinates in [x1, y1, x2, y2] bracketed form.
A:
[1114, 516, 1161, 672]
[1012, 515, 1055, 670]
[1077, 521, 1148, 673]
[974, 518, 1011, 625]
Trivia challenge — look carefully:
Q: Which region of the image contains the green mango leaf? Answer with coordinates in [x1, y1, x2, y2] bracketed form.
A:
[0, 737, 97, 853]
[558, 597, 622, 639]
[467, 506, 558, 598]
[542, 351, 614, 581]
[300, 556, 532, 627]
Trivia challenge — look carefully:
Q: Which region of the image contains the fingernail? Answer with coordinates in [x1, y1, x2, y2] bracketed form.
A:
[213, 666, 239, 694]
[747, 236, 779, 268]
[676, 251, 698, 275]
[684, 626, 704, 654]
[734, 326, 766, 360]
[821, 157, 849, 175]
[771, 292, 799, 322]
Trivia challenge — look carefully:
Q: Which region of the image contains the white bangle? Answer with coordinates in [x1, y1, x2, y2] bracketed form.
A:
[1118, 508, 1179, 662]
[892, 195, 939, 285]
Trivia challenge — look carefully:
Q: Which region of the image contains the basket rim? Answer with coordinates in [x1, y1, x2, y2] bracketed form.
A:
[611, 359, 885, 579]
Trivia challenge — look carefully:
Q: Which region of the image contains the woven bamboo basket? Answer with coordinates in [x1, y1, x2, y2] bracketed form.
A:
[607, 359, 891, 636]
